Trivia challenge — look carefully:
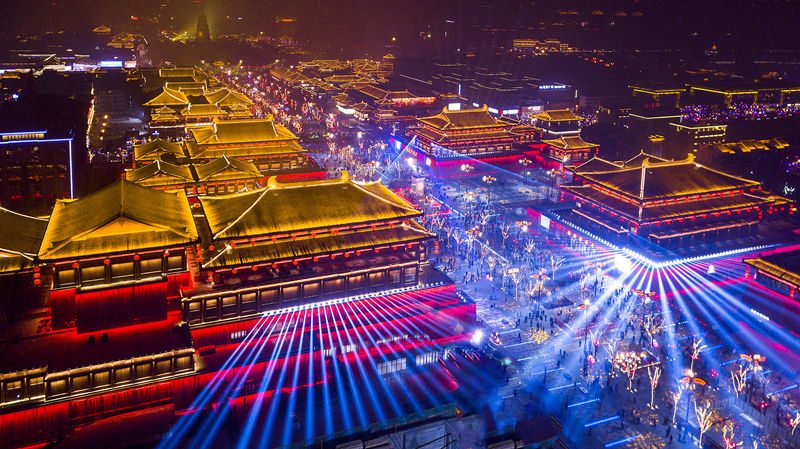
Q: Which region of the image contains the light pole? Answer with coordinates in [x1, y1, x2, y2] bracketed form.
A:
[483, 175, 496, 206]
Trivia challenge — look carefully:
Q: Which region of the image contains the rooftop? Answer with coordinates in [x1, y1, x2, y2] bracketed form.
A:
[38, 180, 198, 260]
[570, 154, 761, 200]
[200, 171, 420, 240]
[418, 105, 506, 130]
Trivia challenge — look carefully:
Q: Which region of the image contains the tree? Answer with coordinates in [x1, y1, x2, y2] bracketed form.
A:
[648, 366, 661, 409]
[550, 254, 565, 280]
[730, 363, 751, 398]
[690, 338, 707, 373]
[671, 388, 683, 426]
[694, 400, 714, 447]
[722, 421, 739, 449]
[643, 314, 664, 346]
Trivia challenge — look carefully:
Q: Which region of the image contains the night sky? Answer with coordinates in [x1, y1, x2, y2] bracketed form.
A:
[2, 0, 800, 54]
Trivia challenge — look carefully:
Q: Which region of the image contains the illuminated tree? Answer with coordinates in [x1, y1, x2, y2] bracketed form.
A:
[694, 400, 714, 447]
[690, 338, 707, 373]
[643, 314, 664, 346]
[671, 387, 683, 426]
[730, 363, 751, 398]
[550, 254, 565, 280]
[648, 365, 661, 409]
[613, 351, 643, 391]
[722, 422, 738, 449]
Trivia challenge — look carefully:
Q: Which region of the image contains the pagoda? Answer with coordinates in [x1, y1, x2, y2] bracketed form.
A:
[543, 135, 599, 164]
[409, 105, 513, 159]
[532, 109, 582, 138]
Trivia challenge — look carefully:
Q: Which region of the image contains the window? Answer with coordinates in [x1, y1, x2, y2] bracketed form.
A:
[57, 268, 75, 287]
[71, 375, 89, 392]
[404, 267, 417, 284]
[377, 358, 407, 375]
[80, 265, 106, 285]
[167, 255, 184, 272]
[139, 257, 162, 276]
[341, 343, 357, 353]
[155, 359, 172, 375]
[111, 262, 134, 281]
[415, 351, 439, 366]
[230, 330, 247, 342]
[282, 285, 299, 301]
[323, 347, 336, 357]
[93, 371, 111, 387]
[134, 363, 152, 379]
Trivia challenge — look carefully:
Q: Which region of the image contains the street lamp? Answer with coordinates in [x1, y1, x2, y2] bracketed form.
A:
[483, 175, 496, 205]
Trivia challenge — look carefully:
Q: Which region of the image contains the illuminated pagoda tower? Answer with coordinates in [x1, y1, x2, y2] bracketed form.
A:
[195, 12, 210, 42]
[406, 105, 540, 176]
[532, 109, 583, 139]
[561, 153, 787, 249]
[542, 135, 599, 164]
[0, 173, 475, 448]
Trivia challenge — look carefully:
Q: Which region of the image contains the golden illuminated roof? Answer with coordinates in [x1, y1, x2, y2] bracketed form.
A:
[418, 105, 505, 130]
[125, 160, 194, 186]
[134, 138, 186, 161]
[181, 103, 226, 117]
[189, 118, 298, 146]
[543, 136, 598, 150]
[623, 152, 669, 168]
[0, 207, 47, 271]
[701, 138, 789, 155]
[164, 81, 206, 92]
[194, 155, 261, 182]
[144, 87, 189, 106]
[572, 154, 761, 200]
[744, 251, 800, 288]
[205, 88, 254, 107]
[200, 171, 420, 240]
[533, 109, 583, 122]
[159, 68, 196, 78]
[39, 180, 198, 260]
[569, 157, 623, 173]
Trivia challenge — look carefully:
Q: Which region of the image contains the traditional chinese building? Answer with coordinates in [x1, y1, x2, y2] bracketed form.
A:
[0, 173, 475, 448]
[126, 155, 263, 196]
[532, 109, 582, 138]
[542, 135, 599, 164]
[561, 153, 784, 247]
[133, 138, 186, 166]
[409, 105, 516, 158]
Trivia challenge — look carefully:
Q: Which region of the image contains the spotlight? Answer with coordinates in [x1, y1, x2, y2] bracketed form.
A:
[614, 254, 633, 274]
[707, 264, 715, 275]
[470, 329, 484, 345]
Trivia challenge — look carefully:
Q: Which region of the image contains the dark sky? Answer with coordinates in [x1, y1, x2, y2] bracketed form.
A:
[2, 0, 800, 54]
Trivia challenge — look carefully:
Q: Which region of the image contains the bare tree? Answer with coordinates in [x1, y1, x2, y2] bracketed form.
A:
[550, 254, 565, 280]
[671, 388, 683, 426]
[648, 366, 662, 409]
[730, 363, 751, 398]
[690, 338, 707, 373]
[694, 400, 714, 447]
[722, 421, 739, 449]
